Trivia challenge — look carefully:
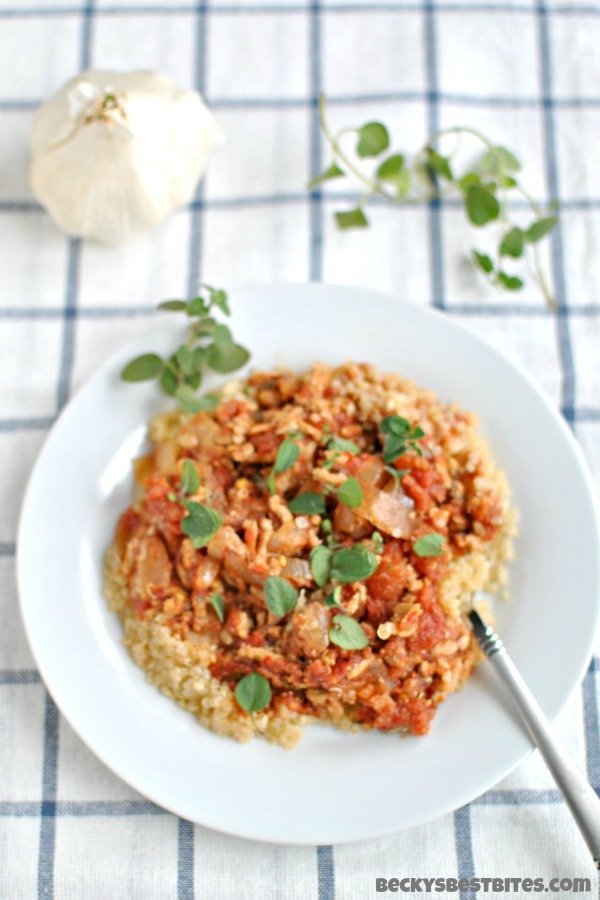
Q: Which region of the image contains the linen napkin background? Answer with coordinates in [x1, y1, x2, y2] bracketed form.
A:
[1, 1, 599, 898]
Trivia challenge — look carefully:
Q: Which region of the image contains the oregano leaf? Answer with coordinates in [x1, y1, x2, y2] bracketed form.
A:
[310, 545, 333, 587]
[335, 207, 369, 229]
[235, 673, 272, 713]
[206, 342, 250, 374]
[499, 227, 524, 258]
[376, 154, 405, 179]
[336, 477, 363, 509]
[121, 354, 163, 382]
[497, 272, 524, 291]
[329, 615, 369, 650]
[356, 122, 389, 158]
[207, 593, 224, 622]
[158, 300, 188, 312]
[413, 533, 446, 557]
[465, 185, 501, 227]
[330, 546, 378, 583]
[180, 459, 200, 495]
[308, 162, 345, 189]
[427, 149, 453, 181]
[472, 250, 494, 274]
[288, 492, 326, 515]
[526, 217, 558, 243]
[176, 384, 207, 414]
[264, 576, 298, 617]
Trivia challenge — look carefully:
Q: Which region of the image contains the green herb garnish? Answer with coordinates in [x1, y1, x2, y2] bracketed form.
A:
[322, 434, 360, 472]
[267, 436, 300, 494]
[327, 436, 360, 455]
[235, 673, 272, 714]
[413, 533, 446, 558]
[335, 476, 363, 509]
[311, 95, 559, 308]
[384, 464, 410, 485]
[371, 532, 384, 555]
[264, 576, 298, 617]
[288, 492, 326, 516]
[169, 461, 223, 548]
[325, 586, 343, 608]
[180, 459, 200, 495]
[330, 545, 378, 583]
[207, 593, 224, 622]
[121, 285, 250, 412]
[180, 501, 222, 549]
[329, 614, 369, 651]
[309, 545, 333, 587]
[380, 416, 425, 464]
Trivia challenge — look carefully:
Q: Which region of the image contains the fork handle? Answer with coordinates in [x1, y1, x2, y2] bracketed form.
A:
[478, 622, 600, 868]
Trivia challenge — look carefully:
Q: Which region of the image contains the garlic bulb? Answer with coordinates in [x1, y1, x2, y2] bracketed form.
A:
[30, 70, 222, 244]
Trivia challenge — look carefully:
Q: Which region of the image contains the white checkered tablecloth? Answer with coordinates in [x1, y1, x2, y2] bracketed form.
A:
[1, 1, 600, 898]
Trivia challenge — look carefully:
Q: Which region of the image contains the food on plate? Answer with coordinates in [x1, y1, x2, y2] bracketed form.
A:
[104, 362, 516, 748]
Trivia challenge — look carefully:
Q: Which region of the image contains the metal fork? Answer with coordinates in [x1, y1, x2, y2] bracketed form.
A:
[469, 609, 600, 869]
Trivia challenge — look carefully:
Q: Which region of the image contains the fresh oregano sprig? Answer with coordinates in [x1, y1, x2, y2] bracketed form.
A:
[120, 285, 250, 412]
[309, 543, 379, 586]
[380, 416, 424, 464]
[168, 459, 222, 549]
[288, 476, 363, 516]
[311, 94, 559, 308]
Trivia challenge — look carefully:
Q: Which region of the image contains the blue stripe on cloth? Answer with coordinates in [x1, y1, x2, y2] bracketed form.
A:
[177, 819, 195, 900]
[37, 693, 59, 900]
[1, 304, 599, 324]
[1, 800, 167, 817]
[177, 12, 207, 892]
[423, 0, 445, 310]
[0, 416, 55, 431]
[55, 240, 81, 413]
[442, 303, 599, 317]
[473, 788, 565, 805]
[536, 0, 576, 422]
[454, 806, 476, 900]
[186, 4, 207, 298]
[7, 93, 600, 113]
[3, 194, 600, 215]
[80, 0, 94, 69]
[1, 786, 596, 818]
[3, 3, 600, 17]
[0, 542, 16, 556]
[0, 308, 155, 320]
[317, 846, 335, 900]
[309, 1, 323, 281]
[0, 670, 41, 684]
[582, 660, 600, 791]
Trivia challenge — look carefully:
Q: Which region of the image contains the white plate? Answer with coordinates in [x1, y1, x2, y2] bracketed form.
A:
[17, 283, 600, 845]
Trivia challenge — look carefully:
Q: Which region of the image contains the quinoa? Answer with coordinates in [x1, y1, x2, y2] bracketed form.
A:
[103, 362, 517, 749]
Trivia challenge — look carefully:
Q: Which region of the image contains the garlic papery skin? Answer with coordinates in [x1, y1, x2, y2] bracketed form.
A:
[30, 70, 222, 245]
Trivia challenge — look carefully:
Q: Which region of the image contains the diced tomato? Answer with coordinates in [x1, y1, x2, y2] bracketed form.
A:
[366, 540, 408, 603]
[216, 400, 248, 423]
[114, 507, 141, 554]
[407, 608, 448, 653]
[249, 430, 279, 457]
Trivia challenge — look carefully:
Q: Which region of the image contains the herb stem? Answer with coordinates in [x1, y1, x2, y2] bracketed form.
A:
[318, 95, 557, 307]
[320, 118, 395, 202]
